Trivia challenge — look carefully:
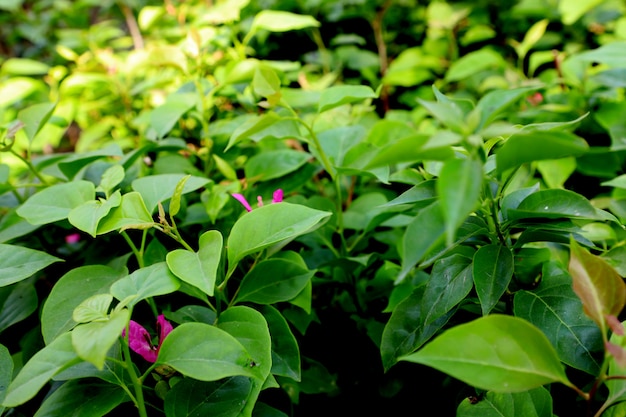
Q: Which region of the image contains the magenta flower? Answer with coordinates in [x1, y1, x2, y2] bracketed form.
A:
[232, 189, 283, 212]
[122, 314, 173, 363]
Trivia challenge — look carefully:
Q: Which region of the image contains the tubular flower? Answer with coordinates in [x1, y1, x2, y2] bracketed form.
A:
[122, 314, 173, 363]
[232, 189, 283, 212]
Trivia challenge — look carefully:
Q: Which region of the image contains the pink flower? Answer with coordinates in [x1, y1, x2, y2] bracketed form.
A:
[65, 233, 81, 244]
[122, 314, 173, 363]
[232, 189, 283, 212]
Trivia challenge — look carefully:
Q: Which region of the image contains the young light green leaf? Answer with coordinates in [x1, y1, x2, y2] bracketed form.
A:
[227, 202, 331, 274]
[253, 65, 281, 103]
[169, 174, 190, 217]
[72, 293, 114, 323]
[473, 244, 514, 315]
[41, 265, 126, 344]
[400, 315, 571, 392]
[318, 85, 378, 113]
[496, 131, 588, 175]
[559, 0, 603, 25]
[68, 190, 122, 237]
[514, 262, 602, 375]
[71, 309, 129, 370]
[98, 164, 125, 196]
[0, 243, 62, 287]
[17, 101, 56, 142]
[96, 191, 154, 234]
[17, 181, 95, 225]
[251, 10, 320, 33]
[515, 19, 549, 60]
[437, 157, 483, 246]
[569, 238, 626, 332]
[474, 86, 539, 131]
[2, 333, 82, 407]
[132, 174, 210, 213]
[110, 262, 180, 308]
[166, 230, 223, 297]
[157, 322, 263, 381]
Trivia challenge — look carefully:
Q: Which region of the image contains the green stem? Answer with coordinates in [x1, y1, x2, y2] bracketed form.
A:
[121, 334, 149, 417]
[122, 231, 144, 268]
[10, 149, 49, 186]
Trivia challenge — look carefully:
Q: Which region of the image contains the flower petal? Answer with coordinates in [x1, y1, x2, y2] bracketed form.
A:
[125, 320, 158, 362]
[232, 193, 252, 212]
[156, 314, 173, 345]
[272, 189, 283, 203]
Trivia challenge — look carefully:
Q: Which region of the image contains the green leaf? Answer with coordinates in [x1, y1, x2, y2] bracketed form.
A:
[217, 306, 272, 416]
[0, 243, 62, 287]
[365, 132, 457, 169]
[42, 265, 126, 344]
[110, 262, 180, 308]
[401, 315, 571, 392]
[157, 322, 263, 381]
[400, 201, 446, 280]
[559, 0, 603, 25]
[380, 286, 454, 371]
[514, 262, 602, 375]
[227, 203, 331, 274]
[71, 309, 130, 370]
[96, 191, 154, 234]
[68, 190, 122, 237]
[17, 181, 95, 225]
[421, 254, 473, 326]
[474, 86, 539, 131]
[0, 344, 12, 413]
[445, 49, 505, 82]
[496, 131, 588, 175]
[34, 379, 127, 417]
[17, 101, 56, 142]
[150, 92, 197, 138]
[569, 238, 626, 332]
[437, 157, 483, 246]
[132, 174, 210, 213]
[56, 144, 124, 180]
[245, 149, 311, 183]
[164, 376, 251, 417]
[166, 230, 223, 297]
[258, 305, 300, 381]
[606, 323, 626, 411]
[1, 58, 50, 75]
[72, 293, 114, 323]
[0, 281, 37, 332]
[253, 65, 281, 103]
[225, 113, 282, 151]
[169, 174, 190, 217]
[98, 164, 125, 196]
[2, 333, 82, 407]
[506, 189, 607, 221]
[456, 387, 553, 417]
[318, 85, 378, 113]
[251, 10, 320, 33]
[515, 19, 549, 60]
[233, 257, 315, 305]
[473, 244, 514, 315]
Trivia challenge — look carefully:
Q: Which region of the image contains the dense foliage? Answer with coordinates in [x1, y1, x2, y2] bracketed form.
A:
[2, 0, 626, 416]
